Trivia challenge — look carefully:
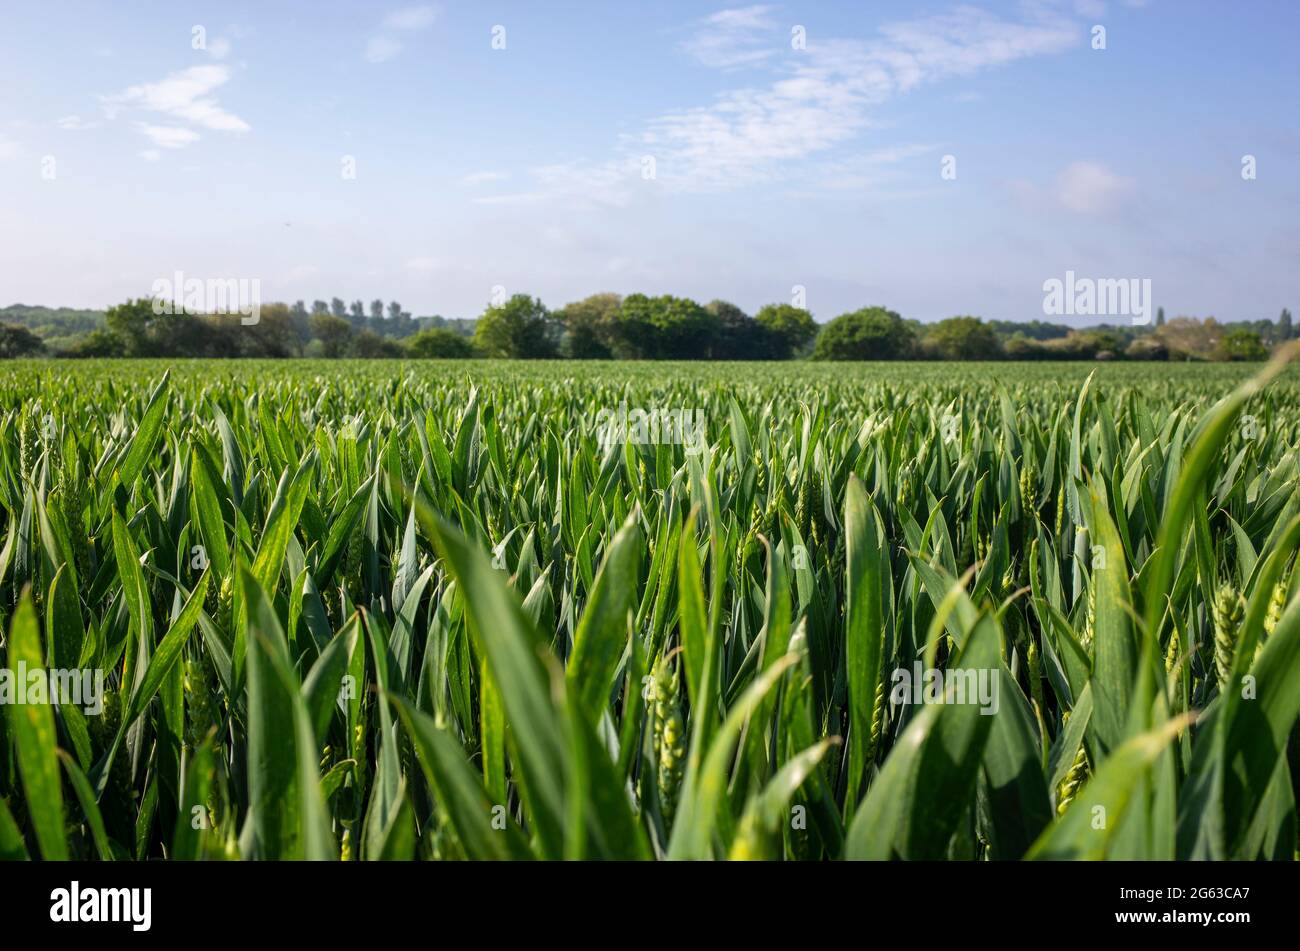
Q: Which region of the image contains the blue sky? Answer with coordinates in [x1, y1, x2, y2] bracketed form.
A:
[1, 0, 1297, 323]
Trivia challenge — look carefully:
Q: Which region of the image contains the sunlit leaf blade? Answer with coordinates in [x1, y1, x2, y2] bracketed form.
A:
[1028, 715, 1193, 860]
[566, 511, 641, 721]
[414, 500, 569, 859]
[4, 592, 68, 860]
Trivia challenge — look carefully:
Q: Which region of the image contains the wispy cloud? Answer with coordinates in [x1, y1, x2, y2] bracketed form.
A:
[471, 192, 548, 206]
[138, 149, 161, 162]
[1055, 160, 1133, 213]
[365, 5, 438, 63]
[532, 160, 645, 207]
[505, 4, 1081, 203]
[57, 115, 99, 131]
[462, 170, 508, 186]
[364, 36, 403, 63]
[102, 65, 250, 147]
[383, 6, 438, 31]
[137, 124, 201, 149]
[813, 144, 937, 190]
[1007, 160, 1134, 215]
[681, 5, 779, 69]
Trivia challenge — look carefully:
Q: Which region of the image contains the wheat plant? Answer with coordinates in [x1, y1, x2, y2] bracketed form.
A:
[0, 356, 1298, 861]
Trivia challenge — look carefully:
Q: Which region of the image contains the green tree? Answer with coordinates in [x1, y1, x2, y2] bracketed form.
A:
[1080, 329, 1127, 359]
[985, 320, 1069, 342]
[64, 328, 124, 357]
[351, 329, 405, 358]
[705, 300, 764, 359]
[104, 299, 147, 354]
[104, 298, 160, 356]
[1219, 328, 1268, 361]
[1125, 336, 1169, 360]
[290, 300, 312, 344]
[310, 313, 353, 357]
[1154, 316, 1222, 361]
[755, 303, 817, 359]
[558, 293, 619, 358]
[406, 327, 476, 358]
[609, 294, 715, 359]
[348, 299, 366, 330]
[228, 302, 301, 357]
[1280, 308, 1293, 341]
[920, 315, 998, 361]
[0, 323, 46, 358]
[921, 316, 1001, 360]
[1003, 334, 1049, 360]
[387, 301, 414, 338]
[330, 297, 347, 319]
[812, 306, 915, 361]
[473, 294, 558, 358]
[1156, 306, 1165, 327]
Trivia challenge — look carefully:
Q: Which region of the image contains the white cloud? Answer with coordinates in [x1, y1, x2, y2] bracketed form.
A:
[462, 170, 508, 185]
[471, 192, 548, 206]
[406, 256, 441, 271]
[858, 144, 935, 165]
[208, 37, 232, 60]
[529, 4, 1080, 200]
[103, 65, 250, 136]
[1055, 160, 1133, 213]
[661, 8, 1076, 186]
[813, 144, 935, 189]
[138, 124, 201, 149]
[138, 149, 161, 162]
[383, 6, 437, 31]
[0, 136, 18, 159]
[365, 6, 437, 62]
[681, 5, 778, 69]
[1007, 160, 1134, 215]
[530, 159, 643, 207]
[57, 115, 99, 131]
[364, 36, 403, 63]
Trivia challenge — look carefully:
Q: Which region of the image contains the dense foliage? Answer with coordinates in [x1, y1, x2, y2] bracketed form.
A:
[1, 357, 1298, 860]
[6, 299, 1291, 363]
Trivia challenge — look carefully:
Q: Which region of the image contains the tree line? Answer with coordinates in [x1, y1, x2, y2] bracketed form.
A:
[0, 295, 1292, 362]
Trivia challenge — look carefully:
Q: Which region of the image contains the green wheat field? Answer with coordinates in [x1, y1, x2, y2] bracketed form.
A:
[1, 357, 1298, 861]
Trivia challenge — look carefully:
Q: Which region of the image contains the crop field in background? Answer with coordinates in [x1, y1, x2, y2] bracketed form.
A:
[1, 357, 1298, 861]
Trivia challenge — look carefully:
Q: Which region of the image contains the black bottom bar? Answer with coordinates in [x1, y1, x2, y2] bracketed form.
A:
[2, 860, 1295, 938]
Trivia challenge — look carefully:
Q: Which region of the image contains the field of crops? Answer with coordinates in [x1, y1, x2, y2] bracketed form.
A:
[1, 357, 1298, 861]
